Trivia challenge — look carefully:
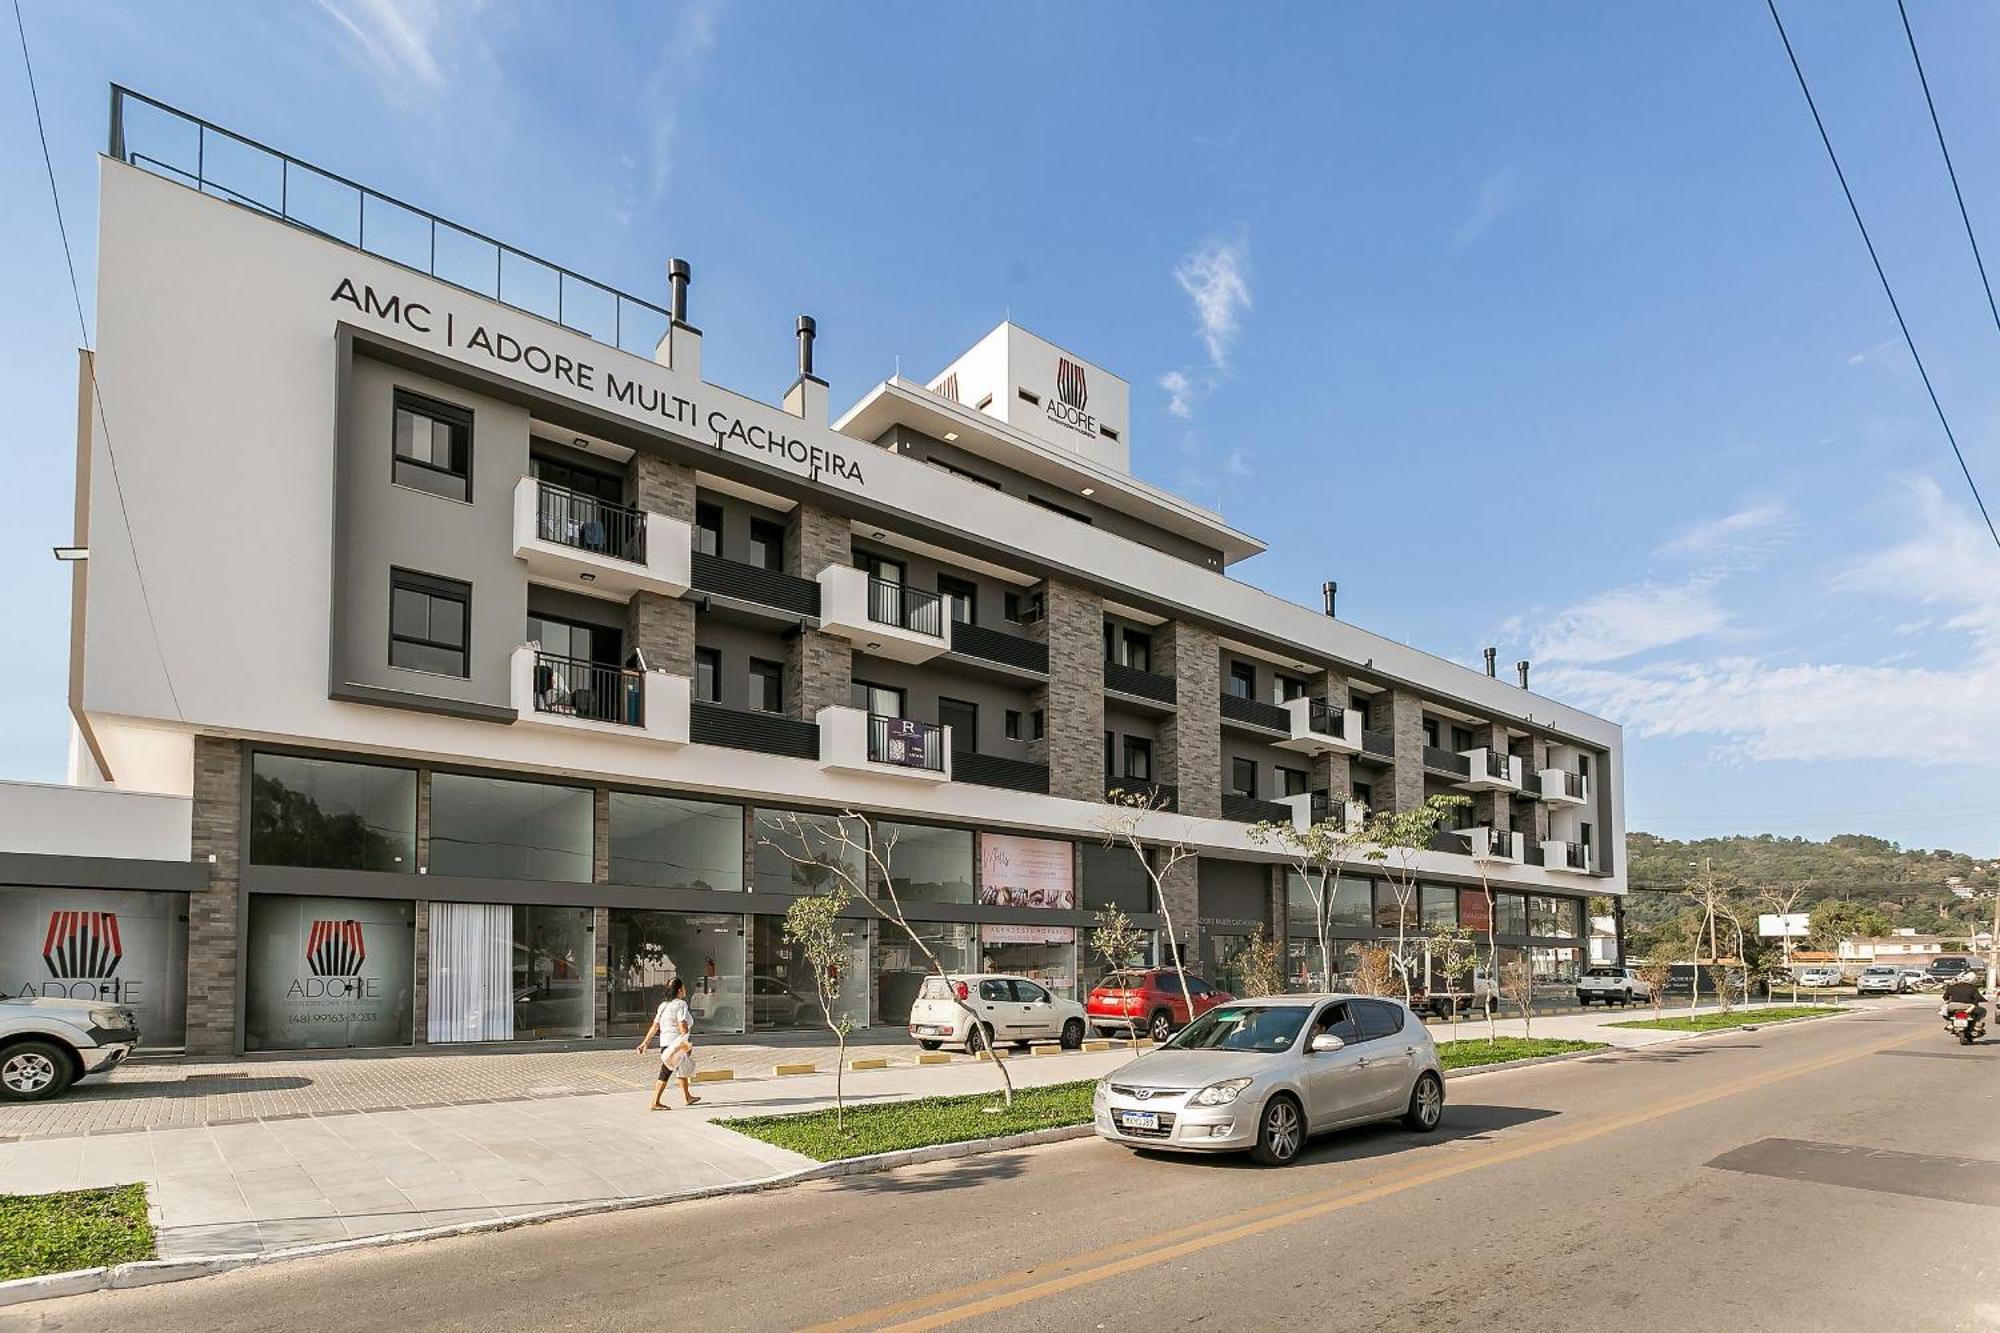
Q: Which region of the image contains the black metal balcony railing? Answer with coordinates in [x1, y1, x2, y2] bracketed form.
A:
[1553, 841, 1591, 870]
[1308, 790, 1362, 829]
[949, 620, 1049, 674]
[952, 751, 1050, 794]
[1220, 692, 1289, 731]
[1477, 829, 1520, 859]
[1554, 769, 1587, 800]
[1221, 792, 1293, 825]
[866, 579, 944, 638]
[1106, 779, 1178, 811]
[535, 482, 646, 564]
[1423, 746, 1472, 777]
[689, 552, 820, 617]
[689, 701, 818, 759]
[532, 653, 642, 726]
[1305, 698, 1347, 739]
[867, 714, 946, 772]
[1104, 660, 1177, 704]
[1483, 750, 1515, 781]
[1361, 728, 1395, 758]
[109, 87, 674, 360]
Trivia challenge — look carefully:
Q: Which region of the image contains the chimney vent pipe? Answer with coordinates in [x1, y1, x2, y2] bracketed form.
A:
[667, 258, 691, 323]
[1517, 660, 1531, 689]
[796, 314, 817, 377]
[1322, 581, 1337, 618]
[1483, 647, 1497, 677]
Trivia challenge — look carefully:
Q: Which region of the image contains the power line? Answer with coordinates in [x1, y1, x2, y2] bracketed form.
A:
[12, 0, 182, 721]
[1765, 0, 2000, 553]
[1896, 0, 2000, 346]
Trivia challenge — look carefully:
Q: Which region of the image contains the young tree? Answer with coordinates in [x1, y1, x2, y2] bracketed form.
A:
[1088, 905, 1146, 1041]
[1758, 880, 1812, 1005]
[1098, 789, 1200, 1030]
[1682, 858, 1737, 1017]
[1422, 919, 1477, 1046]
[1352, 944, 1396, 997]
[782, 892, 854, 1132]
[759, 810, 1016, 1107]
[1634, 949, 1676, 1024]
[1501, 953, 1537, 1038]
[1237, 925, 1285, 998]
[1248, 806, 1373, 993]
[1363, 795, 1472, 1004]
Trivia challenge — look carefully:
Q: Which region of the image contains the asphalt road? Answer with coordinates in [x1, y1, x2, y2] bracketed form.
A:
[8, 1002, 1994, 1332]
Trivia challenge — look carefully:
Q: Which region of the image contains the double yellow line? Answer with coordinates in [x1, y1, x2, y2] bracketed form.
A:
[805, 1016, 1920, 1332]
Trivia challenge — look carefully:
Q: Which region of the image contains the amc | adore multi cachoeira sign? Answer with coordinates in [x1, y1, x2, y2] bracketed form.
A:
[331, 277, 866, 486]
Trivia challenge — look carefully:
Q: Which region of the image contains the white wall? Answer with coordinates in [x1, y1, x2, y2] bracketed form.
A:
[0, 778, 191, 860]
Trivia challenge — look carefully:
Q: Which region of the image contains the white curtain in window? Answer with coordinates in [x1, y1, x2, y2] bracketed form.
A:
[427, 901, 514, 1043]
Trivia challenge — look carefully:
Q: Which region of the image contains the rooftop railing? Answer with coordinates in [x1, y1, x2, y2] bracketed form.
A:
[108, 86, 672, 361]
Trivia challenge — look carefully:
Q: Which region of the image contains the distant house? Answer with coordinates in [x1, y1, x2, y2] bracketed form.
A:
[1836, 931, 1991, 967]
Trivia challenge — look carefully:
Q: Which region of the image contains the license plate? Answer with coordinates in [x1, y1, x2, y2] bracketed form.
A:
[916, 1025, 941, 1035]
[1117, 1111, 1160, 1131]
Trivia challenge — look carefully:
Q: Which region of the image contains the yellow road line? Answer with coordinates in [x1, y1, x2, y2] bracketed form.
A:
[807, 1019, 1922, 1333]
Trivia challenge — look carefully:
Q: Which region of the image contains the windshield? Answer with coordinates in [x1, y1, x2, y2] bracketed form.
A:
[1863, 967, 1894, 975]
[1162, 1005, 1309, 1053]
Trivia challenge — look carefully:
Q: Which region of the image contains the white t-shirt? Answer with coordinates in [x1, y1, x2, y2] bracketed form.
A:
[655, 998, 693, 1056]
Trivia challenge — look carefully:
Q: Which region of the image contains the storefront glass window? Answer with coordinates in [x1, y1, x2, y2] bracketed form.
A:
[429, 774, 592, 881]
[750, 809, 866, 895]
[1080, 845, 1152, 913]
[750, 913, 868, 1030]
[1420, 884, 1458, 928]
[245, 893, 414, 1051]
[609, 793, 744, 891]
[1201, 931, 1256, 997]
[880, 822, 973, 904]
[980, 925, 1078, 1000]
[1529, 895, 1580, 939]
[1495, 893, 1528, 936]
[0, 887, 189, 1048]
[876, 920, 976, 1024]
[606, 909, 746, 1036]
[513, 904, 592, 1038]
[978, 834, 1073, 908]
[250, 753, 415, 872]
[1373, 881, 1418, 931]
[1081, 927, 1156, 989]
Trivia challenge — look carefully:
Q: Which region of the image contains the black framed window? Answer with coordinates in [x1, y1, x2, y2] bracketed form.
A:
[1352, 698, 1370, 729]
[1423, 718, 1441, 748]
[749, 658, 784, 713]
[1352, 780, 1373, 810]
[1451, 725, 1475, 752]
[1004, 591, 1042, 624]
[389, 570, 469, 677]
[939, 697, 978, 752]
[938, 575, 978, 625]
[695, 502, 723, 557]
[530, 453, 622, 504]
[527, 611, 619, 665]
[748, 518, 786, 572]
[1104, 730, 1115, 776]
[1230, 758, 1257, 797]
[1122, 629, 1152, 672]
[1579, 754, 1591, 778]
[1278, 765, 1308, 797]
[694, 647, 720, 702]
[1031, 709, 1045, 741]
[392, 390, 471, 502]
[1227, 661, 1256, 699]
[1123, 737, 1153, 781]
[1005, 709, 1022, 741]
[1274, 675, 1306, 703]
[850, 680, 903, 717]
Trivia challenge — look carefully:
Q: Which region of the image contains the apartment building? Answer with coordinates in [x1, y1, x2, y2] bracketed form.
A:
[1, 90, 1624, 1056]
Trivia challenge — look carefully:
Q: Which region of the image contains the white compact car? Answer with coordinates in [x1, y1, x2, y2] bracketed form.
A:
[1855, 965, 1905, 995]
[1577, 966, 1653, 1006]
[1798, 968, 1844, 989]
[1093, 995, 1443, 1166]
[907, 974, 1087, 1052]
[0, 996, 139, 1102]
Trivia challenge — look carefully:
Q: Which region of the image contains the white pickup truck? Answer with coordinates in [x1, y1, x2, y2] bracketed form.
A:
[1416, 969, 1499, 1018]
[1576, 965, 1653, 1006]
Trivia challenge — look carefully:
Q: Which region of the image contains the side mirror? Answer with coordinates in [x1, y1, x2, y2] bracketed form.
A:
[1308, 1032, 1345, 1054]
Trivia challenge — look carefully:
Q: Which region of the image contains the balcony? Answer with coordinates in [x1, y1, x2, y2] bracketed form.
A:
[1222, 792, 1293, 825]
[1275, 698, 1364, 756]
[510, 647, 688, 745]
[1220, 692, 1289, 733]
[1536, 768, 1589, 806]
[818, 707, 950, 782]
[689, 701, 818, 759]
[817, 569, 947, 663]
[948, 620, 1049, 675]
[1103, 660, 1177, 706]
[1452, 747, 1522, 793]
[1541, 840, 1593, 875]
[512, 478, 690, 600]
[951, 750, 1050, 794]
[1360, 728, 1395, 760]
[1423, 745, 1471, 778]
[1462, 827, 1522, 863]
[1106, 779, 1177, 811]
[689, 551, 820, 618]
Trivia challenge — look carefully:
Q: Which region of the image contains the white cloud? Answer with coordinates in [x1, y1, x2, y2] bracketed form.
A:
[315, 0, 469, 92]
[1655, 500, 1794, 561]
[1159, 370, 1196, 420]
[1835, 477, 2000, 646]
[1451, 167, 1525, 249]
[643, 0, 722, 202]
[1532, 578, 1728, 665]
[1172, 236, 1251, 369]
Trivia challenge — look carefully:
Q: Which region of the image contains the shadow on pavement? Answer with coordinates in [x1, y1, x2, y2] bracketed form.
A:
[827, 1151, 1032, 1195]
[58, 1073, 317, 1100]
[1123, 1102, 1560, 1173]
[1579, 1044, 1759, 1065]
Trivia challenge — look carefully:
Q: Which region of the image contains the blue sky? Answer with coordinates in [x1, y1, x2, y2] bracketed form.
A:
[5, 2, 2000, 853]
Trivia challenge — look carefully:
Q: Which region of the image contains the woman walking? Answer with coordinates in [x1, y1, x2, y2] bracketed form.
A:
[635, 977, 702, 1110]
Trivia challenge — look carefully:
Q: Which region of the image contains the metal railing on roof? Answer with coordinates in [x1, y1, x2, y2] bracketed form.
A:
[108, 86, 673, 361]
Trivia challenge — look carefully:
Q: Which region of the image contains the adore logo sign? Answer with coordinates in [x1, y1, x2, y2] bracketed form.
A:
[1046, 357, 1098, 437]
[306, 920, 366, 978]
[42, 911, 122, 980]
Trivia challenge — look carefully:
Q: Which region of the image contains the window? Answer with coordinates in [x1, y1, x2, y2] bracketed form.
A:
[527, 612, 618, 665]
[1230, 758, 1257, 797]
[1495, 893, 1528, 936]
[1004, 590, 1043, 624]
[939, 697, 978, 752]
[980, 978, 1012, 1001]
[1016, 387, 1041, 406]
[249, 753, 415, 871]
[748, 518, 786, 572]
[1451, 725, 1474, 752]
[429, 773, 592, 881]
[1031, 709, 1045, 740]
[1273, 675, 1306, 704]
[1100, 425, 1120, 442]
[1354, 1000, 1404, 1042]
[609, 792, 743, 890]
[694, 647, 720, 703]
[974, 393, 993, 411]
[392, 390, 471, 502]
[1227, 662, 1256, 699]
[1313, 1002, 1362, 1045]
[1352, 781, 1373, 810]
[881, 822, 974, 903]
[850, 680, 903, 717]
[1278, 766, 1309, 797]
[1107, 627, 1151, 670]
[1578, 754, 1591, 778]
[1004, 709, 1022, 741]
[1082, 845, 1152, 912]
[1352, 698, 1370, 729]
[1011, 979, 1051, 1005]
[751, 809, 866, 895]
[1421, 884, 1457, 927]
[530, 452, 621, 503]
[694, 502, 722, 556]
[389, 570, 469, 677]
[1123, 737, 1153, 781]
[856, 551, 904, 584]
[749, 659, 784, 713]
[1422, 718, 1441, 748]
[938, 575, 978, 625]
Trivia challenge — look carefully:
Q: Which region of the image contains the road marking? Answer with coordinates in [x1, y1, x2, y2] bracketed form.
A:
[808, 1017, 1924, 1332]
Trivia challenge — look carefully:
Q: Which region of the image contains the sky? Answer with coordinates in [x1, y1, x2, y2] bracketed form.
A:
[4, 2, 2000, 853]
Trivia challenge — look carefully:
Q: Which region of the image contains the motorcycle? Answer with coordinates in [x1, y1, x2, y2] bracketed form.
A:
[1943, 1005, 1985, 1046]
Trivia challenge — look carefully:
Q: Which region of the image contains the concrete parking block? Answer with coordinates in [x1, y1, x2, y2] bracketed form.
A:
[774, 1063, 816, 1076]
[916, 1053, 953, 1065]
[850, 1057, 889, 1070]
[691, 1069, 735, 1084]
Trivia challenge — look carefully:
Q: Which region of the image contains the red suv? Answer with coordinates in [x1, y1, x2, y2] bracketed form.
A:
[1086, 969, 1233, 1042]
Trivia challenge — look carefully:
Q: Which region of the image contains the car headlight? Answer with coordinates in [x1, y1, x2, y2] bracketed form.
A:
[1093, 1077, 1111, 1101]
[1192, 1077, 1254, 1106]
[89, 1007, 131, 1030]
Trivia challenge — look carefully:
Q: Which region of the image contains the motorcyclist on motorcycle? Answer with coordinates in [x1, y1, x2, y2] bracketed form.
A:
[1941, 975, 1987, 1031]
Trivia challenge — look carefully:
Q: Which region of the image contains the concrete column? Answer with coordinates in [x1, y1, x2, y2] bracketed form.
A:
[786, 502, 853, 721]
[412, 899, 431, 1046]
[1383, 689, 1426, 814]
[627, 453, 696, 676]
[1159, 852, 1201, 966]
[186, 736, 242, 1057]
[593, 906, 612, 1037]
[593, 788, 612, 882]
[1156, 621, 1220, 818]
[631, 451, 696, 524]
[1311, 669, 1353, 803]
[1029, 577, 1104, 802]
[1476, 722, 1511, 831]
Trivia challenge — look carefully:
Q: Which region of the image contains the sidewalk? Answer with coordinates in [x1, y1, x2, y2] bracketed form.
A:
[0, 999, 1872, 1261]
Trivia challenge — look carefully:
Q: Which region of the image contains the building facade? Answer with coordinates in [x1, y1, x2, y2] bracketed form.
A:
[5, 90, 1625, 1056]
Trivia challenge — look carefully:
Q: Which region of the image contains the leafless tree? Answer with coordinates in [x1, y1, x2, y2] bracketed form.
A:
[1501, 954, 1537, 1039]
[1098, 789, 1200, 1032]
[1363, 795, 1471, 1005]
[1634, 951, 1675, 1025]
[1248, 806, 1374, 993]
[1758, 880, 1812, 1005]
[1088, 905, 1146, 1041]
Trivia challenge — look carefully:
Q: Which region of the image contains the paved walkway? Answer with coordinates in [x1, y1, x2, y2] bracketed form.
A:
[0, 999, 1886, 1262]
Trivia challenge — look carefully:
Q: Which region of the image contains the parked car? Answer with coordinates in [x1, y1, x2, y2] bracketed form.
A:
[0, 996, 139, 1102]
[907, 974, 1087, 1052]
[1855, 965, 1905, 995]
[1576, 965, 1653, 1006]
[1797, 967, 1844, 989]
[1413, 969, 1498, 1018]
[1085, 969, 1232, 1042]
[1093, 995, 1443, 1166]
[1903, 969, 1936, 991]
[1928, 957, 1977, 985]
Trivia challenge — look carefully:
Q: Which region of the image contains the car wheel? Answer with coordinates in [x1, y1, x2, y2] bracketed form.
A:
[1402, 1072, 1445, 1133]
[918, 1040, 942, 1051]
[1250, 1094, 1305, 1166]
[1148, 1011, 1173, 1043]
[966, 1024, 992, 1054]
[1060, 1019, 1085, 1050]
[0, 1041, 73, 1102]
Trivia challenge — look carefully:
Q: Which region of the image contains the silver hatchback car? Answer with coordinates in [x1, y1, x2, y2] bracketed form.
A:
[1093, 994, 1444, 1165]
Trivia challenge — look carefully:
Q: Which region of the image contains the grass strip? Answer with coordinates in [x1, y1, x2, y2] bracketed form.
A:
[0, 1184, 154, 1282]
[1435, 1036, 1605, 1069]
[1608, 1005, 1842, 1032]
[720, 1081, 1096, 1162]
